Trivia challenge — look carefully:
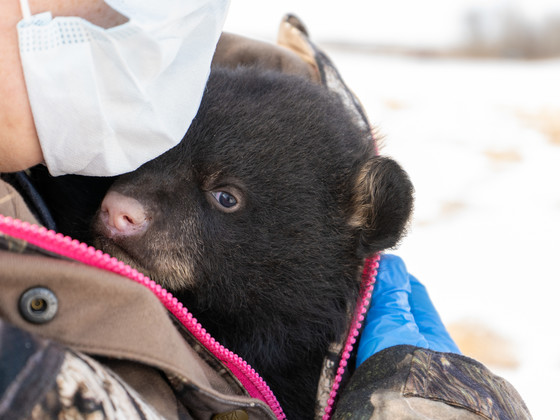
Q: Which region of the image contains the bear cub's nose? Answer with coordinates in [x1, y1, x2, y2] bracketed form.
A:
[100, 191, 150, 238]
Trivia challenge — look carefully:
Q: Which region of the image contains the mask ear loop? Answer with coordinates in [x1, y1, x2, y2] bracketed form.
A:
[19, 0, 32, 20]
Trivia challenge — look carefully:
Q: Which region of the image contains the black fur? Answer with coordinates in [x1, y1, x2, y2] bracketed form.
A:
[28, 166, 114, 244]
[34, 67, 413, 419]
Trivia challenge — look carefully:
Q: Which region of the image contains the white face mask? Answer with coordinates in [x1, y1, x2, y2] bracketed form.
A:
[17, 0, 230, 176]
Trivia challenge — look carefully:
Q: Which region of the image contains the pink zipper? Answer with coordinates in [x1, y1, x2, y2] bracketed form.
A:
[322, 254, 379, 420]
[0, 215, 379, 419]
[0, 216, 285, 419]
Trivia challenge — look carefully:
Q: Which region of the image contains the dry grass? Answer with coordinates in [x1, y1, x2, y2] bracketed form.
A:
[518, 108, 560, 146]
[440, 200, 468, 217]
[448, 320, 519, 369]
[484, 149, 523, 163]
[383, 98, 407, 111]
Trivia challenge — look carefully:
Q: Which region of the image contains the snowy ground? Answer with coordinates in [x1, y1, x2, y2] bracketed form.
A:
[225, 2, 560, 418]
[329, 52, 560, 420]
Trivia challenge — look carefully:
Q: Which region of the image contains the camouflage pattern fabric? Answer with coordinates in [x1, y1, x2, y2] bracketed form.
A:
[0, 321, 165, 420]
[333, 345, 532, 420]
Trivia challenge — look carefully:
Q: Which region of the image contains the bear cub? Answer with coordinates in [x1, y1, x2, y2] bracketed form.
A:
[38, 66, 413, 419]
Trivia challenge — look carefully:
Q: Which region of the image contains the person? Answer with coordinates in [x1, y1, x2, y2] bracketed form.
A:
[0, 2, 531, 419]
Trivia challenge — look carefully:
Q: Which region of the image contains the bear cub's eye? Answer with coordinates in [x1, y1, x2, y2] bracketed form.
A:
[211, 191, 238, 209]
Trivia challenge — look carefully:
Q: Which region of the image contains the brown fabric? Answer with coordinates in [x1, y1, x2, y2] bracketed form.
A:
[0, 249, 275, 419]
[0, 179, 39, 225]
[276, 14, 320, 81]
[213, 32, 320, 82]
[0, 251, 210, 382]
[101, 358, 194, 420]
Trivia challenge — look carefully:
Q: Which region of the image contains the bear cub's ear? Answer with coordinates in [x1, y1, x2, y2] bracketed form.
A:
[350, 156, 414, 258]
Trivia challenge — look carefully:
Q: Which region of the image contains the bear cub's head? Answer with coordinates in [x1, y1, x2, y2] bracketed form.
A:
[92, 66, 413, 417]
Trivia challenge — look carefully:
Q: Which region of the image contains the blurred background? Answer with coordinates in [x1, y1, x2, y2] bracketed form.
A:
[224, 1, 560, 418]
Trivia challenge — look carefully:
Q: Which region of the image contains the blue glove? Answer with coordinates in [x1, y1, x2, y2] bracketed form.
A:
[356, 254, 460, 367]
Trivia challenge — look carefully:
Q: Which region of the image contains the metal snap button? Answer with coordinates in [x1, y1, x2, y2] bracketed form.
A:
[19, 287, 58, 324]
